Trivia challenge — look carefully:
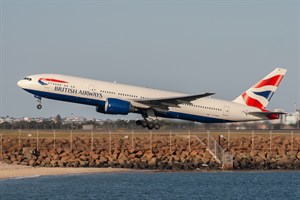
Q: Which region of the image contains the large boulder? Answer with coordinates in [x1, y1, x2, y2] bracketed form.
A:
[277, 156, 293, 169]
[148, 157, 159, 168]
[28, 159, 36, 166]
[50, 160, 58, 167]
[135, 150, 144, 158]
[90, 153, 99, 160]
[58, 161, 65, 167]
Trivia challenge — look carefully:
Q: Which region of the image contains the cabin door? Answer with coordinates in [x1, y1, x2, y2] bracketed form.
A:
[223, 106, 230, 117]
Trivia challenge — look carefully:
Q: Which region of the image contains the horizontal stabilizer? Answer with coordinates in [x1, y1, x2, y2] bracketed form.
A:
[248, 111, 287, 116]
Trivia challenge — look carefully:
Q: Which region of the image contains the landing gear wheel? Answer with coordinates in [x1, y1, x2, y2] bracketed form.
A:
[37, 104, 42, 110]
[141, 121, 148, 128]
[136, 120, 142, 126]
[147, 122, 154, 130]
[154, 123, 160, 130]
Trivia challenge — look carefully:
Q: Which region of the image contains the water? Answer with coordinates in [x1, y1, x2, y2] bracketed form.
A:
[0, 171, 300, 200]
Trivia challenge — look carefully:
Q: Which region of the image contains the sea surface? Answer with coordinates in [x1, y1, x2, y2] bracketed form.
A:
[0, 171, 300, 200]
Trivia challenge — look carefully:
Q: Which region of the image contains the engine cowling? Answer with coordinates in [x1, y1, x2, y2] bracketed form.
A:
[96, 98, 132, 115]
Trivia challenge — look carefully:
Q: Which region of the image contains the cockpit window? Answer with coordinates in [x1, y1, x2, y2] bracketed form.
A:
[24, 77, 32, 81]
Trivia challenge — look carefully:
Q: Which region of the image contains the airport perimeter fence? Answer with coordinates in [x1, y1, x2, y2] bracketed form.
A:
[0, 129, 300, 160]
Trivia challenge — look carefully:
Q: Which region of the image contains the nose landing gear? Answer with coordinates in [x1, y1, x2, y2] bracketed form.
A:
[37, 104, 42, 109]
[35, 95, 42, 110]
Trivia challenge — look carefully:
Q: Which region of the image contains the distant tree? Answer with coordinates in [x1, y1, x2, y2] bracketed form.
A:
[0, 122, 12, 130]
[54, 115, 62, 129]
[55, 115, 62, 123]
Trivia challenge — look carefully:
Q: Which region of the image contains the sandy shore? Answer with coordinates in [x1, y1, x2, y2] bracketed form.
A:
[0, 162, 133, 180]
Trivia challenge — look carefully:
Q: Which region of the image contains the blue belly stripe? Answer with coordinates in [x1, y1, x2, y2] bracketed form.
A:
[155, 111, 235, 123]
[24, 89, 106, 107]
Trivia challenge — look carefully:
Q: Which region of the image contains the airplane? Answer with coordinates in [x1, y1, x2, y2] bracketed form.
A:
[17, 68, 287, 130]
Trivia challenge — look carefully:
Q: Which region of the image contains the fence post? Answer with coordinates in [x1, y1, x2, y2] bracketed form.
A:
[291, 131, 294, 152]
[214, 140, 217, 155]
[227, 129, 230, 150]
[70, 130, 73, 152]
[188, 130, 191, 153]
[18, 129, 21, 149]
[207, 130, 210, 149]
[0, 133, 2, 160]
[91, 130, 94, 152]
[53, 130, 56, 150]
[252, 130, 254, 152]
[131, 130, 134, 150]
[169, 131, 172, 154]
[150, 131, 152, 152]
[269, 130, 272, 153]
[36, 129, 39, 151]
[109, 131, 112, 156]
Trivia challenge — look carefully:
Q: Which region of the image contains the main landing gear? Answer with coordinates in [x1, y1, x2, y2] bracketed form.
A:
[35, 95, 42, 110]
[136, 119, 160, 130]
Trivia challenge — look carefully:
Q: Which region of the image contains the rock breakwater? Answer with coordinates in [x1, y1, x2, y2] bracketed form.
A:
[1, 133, 300, 170]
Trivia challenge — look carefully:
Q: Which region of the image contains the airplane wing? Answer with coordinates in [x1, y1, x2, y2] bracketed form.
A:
[131, 93, 215, 110]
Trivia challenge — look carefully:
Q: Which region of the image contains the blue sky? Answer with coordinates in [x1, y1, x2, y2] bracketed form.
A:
[0, 0, 299, 119]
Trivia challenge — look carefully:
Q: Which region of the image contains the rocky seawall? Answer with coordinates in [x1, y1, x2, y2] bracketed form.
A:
[1, 133, 300, 170]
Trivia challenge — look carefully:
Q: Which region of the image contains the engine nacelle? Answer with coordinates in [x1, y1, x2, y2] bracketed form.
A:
[96, 98, 132, 115]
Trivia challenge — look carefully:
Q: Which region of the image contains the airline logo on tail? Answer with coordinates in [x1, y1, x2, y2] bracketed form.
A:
[233, 68, 287, 110]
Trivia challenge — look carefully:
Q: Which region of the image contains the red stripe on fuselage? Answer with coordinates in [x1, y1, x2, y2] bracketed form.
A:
[242, 93, 265, 110]
[41, 78, 68, 83]
[254, 75, 284, 88]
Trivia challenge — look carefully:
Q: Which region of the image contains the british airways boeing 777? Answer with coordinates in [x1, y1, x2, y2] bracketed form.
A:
[17, 68, 287, 130]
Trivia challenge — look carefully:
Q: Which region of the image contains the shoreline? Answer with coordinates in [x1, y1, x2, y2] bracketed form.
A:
[0, 162, 134, 180]
[2, 162, 300, 180]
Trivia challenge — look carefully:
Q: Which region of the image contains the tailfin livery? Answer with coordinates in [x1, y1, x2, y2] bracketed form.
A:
[233, 68, 287, 110]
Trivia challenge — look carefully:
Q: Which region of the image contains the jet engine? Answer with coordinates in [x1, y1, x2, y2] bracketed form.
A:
[96, 98, 132, 115]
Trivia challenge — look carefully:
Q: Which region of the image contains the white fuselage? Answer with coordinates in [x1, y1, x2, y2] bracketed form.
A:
[17, 74, 266, 123]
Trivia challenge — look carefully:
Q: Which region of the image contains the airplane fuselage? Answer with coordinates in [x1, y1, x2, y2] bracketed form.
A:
[17, 74, 266, 124]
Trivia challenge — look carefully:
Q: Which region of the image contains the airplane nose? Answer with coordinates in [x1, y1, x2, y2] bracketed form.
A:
[17, 80, 24, 88]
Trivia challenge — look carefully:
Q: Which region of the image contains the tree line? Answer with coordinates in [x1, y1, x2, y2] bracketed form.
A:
[0, 115, 299, 130]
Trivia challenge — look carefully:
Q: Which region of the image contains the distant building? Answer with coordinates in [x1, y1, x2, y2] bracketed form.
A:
[82, 125, 94, 130]
[272, 108, 300, 126]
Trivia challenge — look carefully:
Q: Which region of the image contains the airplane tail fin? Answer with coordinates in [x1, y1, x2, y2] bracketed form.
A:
[233, 68, 287, 110]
